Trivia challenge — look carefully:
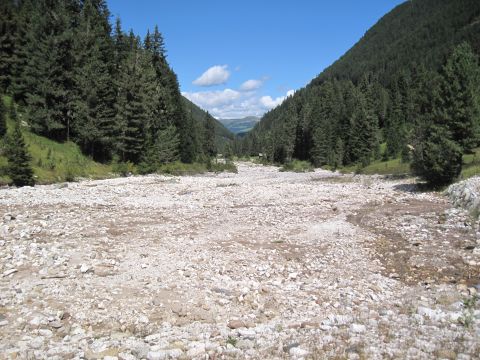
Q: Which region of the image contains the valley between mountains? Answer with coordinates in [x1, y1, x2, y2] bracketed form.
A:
[0, 163, 479, 359]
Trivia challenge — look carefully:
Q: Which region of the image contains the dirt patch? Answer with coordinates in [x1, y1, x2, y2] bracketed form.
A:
[348, 198, 480, 286]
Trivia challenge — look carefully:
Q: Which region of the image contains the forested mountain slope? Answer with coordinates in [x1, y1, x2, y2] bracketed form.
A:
[239, 0, 480, 185]
[314, 0, 480, 86]
[0, 0, 222, 175]
[182, 97, 234, 150]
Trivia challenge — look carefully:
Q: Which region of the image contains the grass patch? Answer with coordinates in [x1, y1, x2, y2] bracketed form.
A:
[0, 97, 112, 184]
[340, 158, 410, 176]
[280, 160, 314, 173]
[25, 132, 112, 183]
[208, 160, 238, 173]
[460, 148, 480, 180]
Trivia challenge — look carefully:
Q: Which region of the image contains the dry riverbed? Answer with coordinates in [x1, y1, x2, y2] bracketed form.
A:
[0, 162, 479, 359]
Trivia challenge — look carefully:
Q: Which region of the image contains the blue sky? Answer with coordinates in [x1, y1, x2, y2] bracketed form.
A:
[107, 0, 404, 119]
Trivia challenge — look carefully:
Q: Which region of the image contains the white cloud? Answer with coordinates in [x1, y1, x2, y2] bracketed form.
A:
[193, 65, 230, 87]
[183, 88, 295, 119]
[183, 89, 241, 107]
[239, 79, 264, 91]
[260, 89, 295, 109]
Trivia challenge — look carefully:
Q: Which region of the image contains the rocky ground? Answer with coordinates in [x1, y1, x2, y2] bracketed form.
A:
[0, 162, 479, 359]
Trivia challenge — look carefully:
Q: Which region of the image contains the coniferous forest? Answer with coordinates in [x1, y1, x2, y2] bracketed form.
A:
[0, 0, 479, 187]
[235, 0, 480, 186]
[0, 0, 233, 183]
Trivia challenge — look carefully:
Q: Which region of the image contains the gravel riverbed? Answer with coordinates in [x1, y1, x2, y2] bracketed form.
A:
[0, 162, 479, 359]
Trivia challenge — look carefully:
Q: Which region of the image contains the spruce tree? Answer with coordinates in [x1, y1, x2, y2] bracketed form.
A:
[411, 124, 462, 186]
[0, 97, 6, 138]
[73, 0, 116, 161]
[18, 0, 78, 141]
[203, 112, 217, 158]
[411, 69, 463, 186]
[115, 33, 146, 163]
[438, 42, 480, 152]
[0, 0, 17, 92]
[5, 119, 34, 187]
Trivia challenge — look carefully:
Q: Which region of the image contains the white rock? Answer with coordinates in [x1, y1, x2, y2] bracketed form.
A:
[350, 323, 366, 333]
[290, 347, 309, 358]
[38, 329, 53, 337]
[3, 268, 17, 277]
[138, 315, 149, 324]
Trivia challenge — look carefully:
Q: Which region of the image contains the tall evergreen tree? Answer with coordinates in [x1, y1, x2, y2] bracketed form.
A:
[0, 97, 6, 138]
[5, 119, 34, 187]
[411, 68, 463, 186]
[203, 112, 217, 157]
[0, 0, 17, 92]
[73, 0, 116, 161]
[437, 42, 480, 152]
[18, 0, 78, 141]
[115, 33, 146, 163]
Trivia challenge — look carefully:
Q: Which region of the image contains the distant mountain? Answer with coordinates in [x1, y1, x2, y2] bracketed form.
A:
[219, 116, 261, 134]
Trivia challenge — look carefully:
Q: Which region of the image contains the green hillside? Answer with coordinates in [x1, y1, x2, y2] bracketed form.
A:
[182, 97, 234, 150]
[219, 116, 260, 134]
[0, 98, 112, 185]
[312, 0, 480, 86]
[239, 0, 480, 186]
[0, 95, 237, 185]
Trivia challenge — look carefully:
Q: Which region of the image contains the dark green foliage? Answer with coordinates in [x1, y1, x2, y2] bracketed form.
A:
[203, 112, 217, 157]
[2, 0, 211, 168]
[139, 125, 180, 174]
[238, 0, 480, 187]
[5, 120, 34, 187]
[411, 124, 463, 186]
[411, 43, 480, 186]
[0, 96, 6, 137]
[312, 0, 480, 86]
[18, 0, 78, 141]
[0, 1, 17, 92]
[437, 42, 480, 152]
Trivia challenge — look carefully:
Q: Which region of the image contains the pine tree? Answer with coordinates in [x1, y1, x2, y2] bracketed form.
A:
[411, 124, 462, 186]
[0, 97, 6, 138]
[73, 0, 116, 161]
[311, 127, 329, 166]
[203, 112, 217, 157]
[411, 68, 463, 186]
[0, 0, 17, 92]
[348, 89, 377, 166]
[437, 42, 480, 152]
[5, 119, 34, 187]
[115, 33, 146, 163]
[16, 0, 79, 141]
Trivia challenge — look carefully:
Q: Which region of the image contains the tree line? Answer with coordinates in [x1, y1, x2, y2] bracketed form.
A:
[0, 0, 218, 186]
[236, 0, 480, 186]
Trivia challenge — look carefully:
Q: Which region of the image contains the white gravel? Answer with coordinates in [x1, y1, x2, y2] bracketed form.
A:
[0, 162, 478, 359]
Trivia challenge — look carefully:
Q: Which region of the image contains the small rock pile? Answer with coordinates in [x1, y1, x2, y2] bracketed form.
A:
[446, 176, 480, 216]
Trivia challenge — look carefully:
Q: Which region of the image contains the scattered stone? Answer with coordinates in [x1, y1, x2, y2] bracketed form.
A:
[350, 323, 366, 333]
[80, 264, 91, 273]
[3, 268, 17, 277]
[0, 163, 478, 359]
[289, 347, 309, 358]
[227, 319, 246, 329]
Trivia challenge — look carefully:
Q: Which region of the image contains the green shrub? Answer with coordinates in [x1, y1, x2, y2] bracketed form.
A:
[411, 126, 463, 187]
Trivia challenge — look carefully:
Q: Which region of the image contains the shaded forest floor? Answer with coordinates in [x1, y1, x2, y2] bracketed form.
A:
[0, 163, 479, 359]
